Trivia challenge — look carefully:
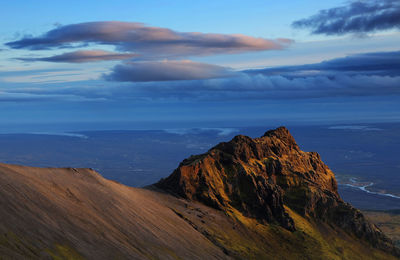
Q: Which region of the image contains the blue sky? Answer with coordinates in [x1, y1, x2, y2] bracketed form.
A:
[1, 0, 399, 131]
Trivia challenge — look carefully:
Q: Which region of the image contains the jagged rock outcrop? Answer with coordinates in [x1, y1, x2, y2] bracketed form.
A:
[157, 127, 399, 256]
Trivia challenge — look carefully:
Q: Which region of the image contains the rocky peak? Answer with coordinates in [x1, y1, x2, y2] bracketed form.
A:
[263, 126, 299, 150]
[156, 127, 399, 255]
[157, 127, 336, 228]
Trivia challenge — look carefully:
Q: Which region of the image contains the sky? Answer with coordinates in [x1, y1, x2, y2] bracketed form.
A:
[1, 0, 399, 131]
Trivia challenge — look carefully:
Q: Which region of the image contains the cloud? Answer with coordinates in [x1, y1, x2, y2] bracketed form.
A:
[328, 125, 382, 131]
[1, 68, 103, 83]
[7, 72, 399, 103]
[164, 128, 238, 136]
[4, 50, 399, 102]
[245, 51, 400, 77]
[133, 73, 400, 100]
[0, 91, 103, 102]
[6, 21, 292, 58]
[104, 60, 235, 82]
[292, 0, 400, 35]
[17, 50, 137, 63]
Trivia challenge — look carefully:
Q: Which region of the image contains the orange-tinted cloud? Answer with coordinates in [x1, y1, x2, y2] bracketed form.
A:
[18, 50, 137, 63]
[7, 21, 293, 58]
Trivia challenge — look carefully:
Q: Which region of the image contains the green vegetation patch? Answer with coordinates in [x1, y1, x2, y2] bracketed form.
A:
[46, 244, 85, 260]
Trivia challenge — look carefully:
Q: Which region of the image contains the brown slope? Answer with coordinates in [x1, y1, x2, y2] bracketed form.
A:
[0, 163, 229, 259]
[156, 126, 399, 257]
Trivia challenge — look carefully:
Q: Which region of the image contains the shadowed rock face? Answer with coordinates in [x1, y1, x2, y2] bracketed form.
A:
[157, 127, 399, 255]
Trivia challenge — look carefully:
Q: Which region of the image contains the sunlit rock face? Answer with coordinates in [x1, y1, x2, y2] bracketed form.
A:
[157, 127, 398, 254]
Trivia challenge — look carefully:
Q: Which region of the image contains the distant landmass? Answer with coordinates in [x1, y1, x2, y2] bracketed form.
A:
[0, 127, 398, 259]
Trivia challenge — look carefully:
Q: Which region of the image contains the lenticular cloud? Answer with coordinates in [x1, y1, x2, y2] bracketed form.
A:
[7, 21, 293, 58]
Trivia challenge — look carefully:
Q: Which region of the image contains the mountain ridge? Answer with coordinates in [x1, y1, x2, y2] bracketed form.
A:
[156, 126, 398, 255]
[0, 127, 398, 259]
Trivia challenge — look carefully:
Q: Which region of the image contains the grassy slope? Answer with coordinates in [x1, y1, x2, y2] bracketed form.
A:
[160, 193, 398, 260]
[364, 210, 400, 248]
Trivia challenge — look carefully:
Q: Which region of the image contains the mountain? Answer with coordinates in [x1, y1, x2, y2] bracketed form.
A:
[0, 127, 399, 259]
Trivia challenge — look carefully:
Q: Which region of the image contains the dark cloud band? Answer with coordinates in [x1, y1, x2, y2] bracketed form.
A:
[292, 0, 400, 35]
[4, 73, 400, 102]
[104, 60, 235, 82]
[245, 51, 400, 77]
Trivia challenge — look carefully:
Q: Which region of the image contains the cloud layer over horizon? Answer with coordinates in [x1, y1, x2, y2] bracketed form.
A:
[2, 50, 399, 103]
[246, 51, 400, 77]
[293, 0, 400, 35]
